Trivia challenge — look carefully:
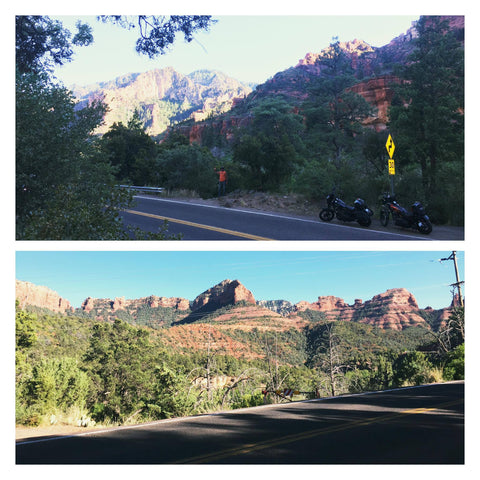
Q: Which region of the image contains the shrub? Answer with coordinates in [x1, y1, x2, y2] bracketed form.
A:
[443, 344, 464, 380]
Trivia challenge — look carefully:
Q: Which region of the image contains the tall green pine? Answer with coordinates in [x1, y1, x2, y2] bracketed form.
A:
[389, 16, 464, 223]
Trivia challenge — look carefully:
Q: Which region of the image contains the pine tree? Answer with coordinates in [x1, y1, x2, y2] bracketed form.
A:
[389, 16, 464, 223]
[303, 40, 374, 165]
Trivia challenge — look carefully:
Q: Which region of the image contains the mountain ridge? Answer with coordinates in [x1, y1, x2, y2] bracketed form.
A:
[15, 278, 456, 332]
[72, 67, 253, 136]
[174, 15, 463, 143]
[71, 16, 463, 141]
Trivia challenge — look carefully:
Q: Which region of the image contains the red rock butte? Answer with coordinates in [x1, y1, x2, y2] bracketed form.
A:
[191, 279, 256, 311]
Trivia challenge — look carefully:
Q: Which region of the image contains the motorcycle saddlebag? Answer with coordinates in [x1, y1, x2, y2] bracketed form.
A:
[353, 198, 367, 210]
[411, 202, 426, 215]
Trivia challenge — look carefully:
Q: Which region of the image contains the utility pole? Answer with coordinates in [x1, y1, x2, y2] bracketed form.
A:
[440, 251, 464, 307]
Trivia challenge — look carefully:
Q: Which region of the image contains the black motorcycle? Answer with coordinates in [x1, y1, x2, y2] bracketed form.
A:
[319, 192, 373, 227]
[380, 193, 432, 234]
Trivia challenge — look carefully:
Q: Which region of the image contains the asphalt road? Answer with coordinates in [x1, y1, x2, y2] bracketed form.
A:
[16, 382, 464, 464]
[120, 196, 464, 241]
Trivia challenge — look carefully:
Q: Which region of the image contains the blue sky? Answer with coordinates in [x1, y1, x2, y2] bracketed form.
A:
[51, 13, 420, 86]
[16, 251, 464, 310]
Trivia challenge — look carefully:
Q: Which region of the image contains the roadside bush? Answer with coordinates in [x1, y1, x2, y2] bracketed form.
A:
[157, 144, 217, 198]
[231, 392, 264, 409]
[443, 343, 465, 380]
[16, 357, 90, 425]
[392, 351, 434, 387]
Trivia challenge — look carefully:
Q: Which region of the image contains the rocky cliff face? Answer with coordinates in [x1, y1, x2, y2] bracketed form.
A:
[16, 279, 454, 332]
[15, 280, 73, 313]
[293, 288, 450, 331]
[348, 75, 401, 131]
[191, 279, 256, 311]
[81, 294, 190, 313]
[179, 15, 463, 143]
[72, 68, 252, 136]
[256, 299, 295, 316]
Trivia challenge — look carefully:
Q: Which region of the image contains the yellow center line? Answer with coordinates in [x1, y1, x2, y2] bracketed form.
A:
[174, 398, 464, 464]
[401, 407, 437, 414]
[123, 209, 275, 241]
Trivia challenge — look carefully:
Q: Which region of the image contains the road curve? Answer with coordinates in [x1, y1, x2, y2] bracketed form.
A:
[120, 196, 457, 241]
[16, 382, 464, 464]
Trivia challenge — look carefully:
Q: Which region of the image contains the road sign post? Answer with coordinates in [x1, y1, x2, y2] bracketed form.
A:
[385, 134, 396, 196]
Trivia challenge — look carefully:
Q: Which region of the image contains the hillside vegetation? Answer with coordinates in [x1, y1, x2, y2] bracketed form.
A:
[16, 302, 464, 429]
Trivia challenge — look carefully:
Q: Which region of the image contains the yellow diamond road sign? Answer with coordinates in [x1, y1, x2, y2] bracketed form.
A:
[386, 134, 395, 158]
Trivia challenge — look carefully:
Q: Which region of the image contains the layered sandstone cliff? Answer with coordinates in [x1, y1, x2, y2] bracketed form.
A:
[293, 288, 444, 331]
[81, 295, 190, 313]
[191, 279, 256, 311]
[16, 279, 454, 333]
[15, 280, 73, 314]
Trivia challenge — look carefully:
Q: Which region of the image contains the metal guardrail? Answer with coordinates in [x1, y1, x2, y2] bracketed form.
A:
[117, 185, 165, 194]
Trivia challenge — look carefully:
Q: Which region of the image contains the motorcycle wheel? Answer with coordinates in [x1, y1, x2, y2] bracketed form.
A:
[357, 212, 371, 227]
[380, 208, 389, 227]
[319, 208, 334, 222]
[417, 218, 432, 234]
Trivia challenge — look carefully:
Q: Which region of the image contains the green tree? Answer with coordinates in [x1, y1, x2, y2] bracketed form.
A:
[16, 15, 215, 73]
[298, 40, 375, 201]
[232, 98, 305, 191]
[16, 70, 136, 239]
[16, 307, 37, 349]
[27, 357, 90, 414]
[99, 16, 216, 58]
[15, 15, 202, 239]
[100, 112, 159, 185]
[388, 16, 464, 223]
[16, 16, 93, 74]
[84, 320, 162, 423]
[368, 354, 395, 390]
[443, 343, 464, 380]
[157, 143, 217, 198]
[303, 40, 374, 165]
[148, 364, 196, 419]
[16, 308, 37, 424]
[392, 351, 434, 386]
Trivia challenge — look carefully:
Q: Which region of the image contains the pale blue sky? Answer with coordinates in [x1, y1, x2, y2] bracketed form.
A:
[51, 14, 420, 86]
[16, 251, 464, 310]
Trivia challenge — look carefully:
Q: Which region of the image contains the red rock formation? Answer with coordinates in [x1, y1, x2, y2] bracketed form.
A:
[295, 295, 350, 312]
[296, 39, 375, 72]
[15, 280, 73, 313]
[170, 16, 464, 143]
[156, 296, 190, 310]
[17, 279, 454, 333]
[348, 75, 401, 131]
[295, 288, 429, 331]
[191, 279, 256, 311]
[81, 294, 190, 313]
[112, 297, 125, 311]
[81, 297, 95, 313]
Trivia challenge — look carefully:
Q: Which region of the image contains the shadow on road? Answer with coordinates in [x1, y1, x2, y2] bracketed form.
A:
[16, 382, 464, 465]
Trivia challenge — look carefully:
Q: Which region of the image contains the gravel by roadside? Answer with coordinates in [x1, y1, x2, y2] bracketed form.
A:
[16, 424, 104, 441]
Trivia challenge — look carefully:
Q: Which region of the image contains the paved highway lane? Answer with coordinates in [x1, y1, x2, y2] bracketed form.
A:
[121, 196, 439, 241]
[16, 382, 464, 464]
